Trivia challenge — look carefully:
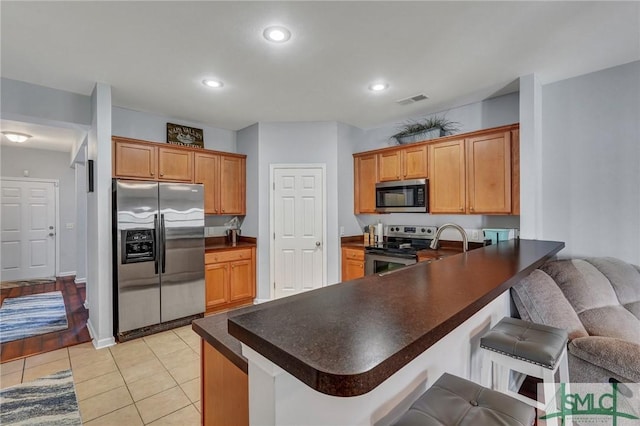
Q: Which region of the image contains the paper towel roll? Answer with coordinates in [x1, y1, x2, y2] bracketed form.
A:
[375, 223, 384, 243]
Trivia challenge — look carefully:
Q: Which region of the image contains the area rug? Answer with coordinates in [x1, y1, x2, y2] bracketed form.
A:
[0, 369, 81, 425]
[0, 278, 55, 290]
[0, 291, 68, 344]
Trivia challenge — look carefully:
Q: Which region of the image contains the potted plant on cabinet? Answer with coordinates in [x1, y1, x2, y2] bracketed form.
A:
[391, 115, 461, 145]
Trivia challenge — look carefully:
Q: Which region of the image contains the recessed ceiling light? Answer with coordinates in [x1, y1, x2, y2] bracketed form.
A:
[369, 83, 389, 92]
[2, 131, 32, 143]
[263, 26, 291, 43]
[202, 79, 224, 88]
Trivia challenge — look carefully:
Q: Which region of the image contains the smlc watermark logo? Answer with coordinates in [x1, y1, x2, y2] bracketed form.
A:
[538, 382, 640, 425]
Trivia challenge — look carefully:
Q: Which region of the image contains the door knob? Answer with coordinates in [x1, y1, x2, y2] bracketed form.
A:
[316, 241, 321, 247]
[48, 233, 55, 237]
[49, 226, 54, 230]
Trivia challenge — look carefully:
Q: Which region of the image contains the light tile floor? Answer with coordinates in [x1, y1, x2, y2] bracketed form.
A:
[0, 325, 202, 425]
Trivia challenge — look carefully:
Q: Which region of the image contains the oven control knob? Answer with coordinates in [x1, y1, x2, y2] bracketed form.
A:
[421, 228, 426, 233]
[395, 227, 400, 231]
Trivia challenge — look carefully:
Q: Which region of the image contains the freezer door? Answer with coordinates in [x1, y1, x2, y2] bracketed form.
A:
[159, 183, 205, 322]
[115, 180, 161, 333]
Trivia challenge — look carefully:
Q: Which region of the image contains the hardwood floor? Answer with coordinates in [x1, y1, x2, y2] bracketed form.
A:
[0, 276, 91, 363]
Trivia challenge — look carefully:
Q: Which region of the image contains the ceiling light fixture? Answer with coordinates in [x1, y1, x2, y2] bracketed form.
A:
[369, 83, 389, 92]
[2, 131, 32, 143]
[202, 79, 224, 88]
[263, 26, 291, 43]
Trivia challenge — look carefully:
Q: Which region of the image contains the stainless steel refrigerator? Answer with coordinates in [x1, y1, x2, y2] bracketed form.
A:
[112, 179, 205, 338]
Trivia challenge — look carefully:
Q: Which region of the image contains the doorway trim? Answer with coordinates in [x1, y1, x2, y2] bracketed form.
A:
[0, 176, 60, 278]
[269, 164, 327, 300]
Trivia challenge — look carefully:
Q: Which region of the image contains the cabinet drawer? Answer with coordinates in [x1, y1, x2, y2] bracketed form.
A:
[344, 248, 364, 261]
[206, 249, 252, 264]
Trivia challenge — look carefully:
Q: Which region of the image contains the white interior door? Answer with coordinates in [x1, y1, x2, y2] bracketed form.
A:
[272, 166, 325, 299]
[1, 178, 57, 281]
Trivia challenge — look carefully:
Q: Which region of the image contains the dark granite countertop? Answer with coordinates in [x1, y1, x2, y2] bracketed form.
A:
[205, 236, 256, 252]
[228, 239, 564, 397]
[192, 306, 255, 373]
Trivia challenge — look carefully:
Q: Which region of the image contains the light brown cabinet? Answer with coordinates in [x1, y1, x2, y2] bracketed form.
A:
[113, 136, 246, 215]
[428, 130, 513, 214]
[428, 139, 466, 214]
[113, 140, 157, 180]
[466, 131, 511, 214]
[353, 124, 519, 216]
[353, 153, 378, 214]
[341, 247, 365, 281]
[204, 247, 255, 313]
[194, 152, 246, 215]
[202, 341, 248, 426]
[113, 137, 192, 182]
[378, 145, 428, 181]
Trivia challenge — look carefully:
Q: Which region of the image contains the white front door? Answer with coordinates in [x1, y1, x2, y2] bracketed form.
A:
[272, 165, 325, 299]
[1, 178, 57, 281]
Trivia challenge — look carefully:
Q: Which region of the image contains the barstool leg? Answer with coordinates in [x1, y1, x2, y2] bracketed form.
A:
[542, 369, 559, 426]
[496, 363, 510, 393]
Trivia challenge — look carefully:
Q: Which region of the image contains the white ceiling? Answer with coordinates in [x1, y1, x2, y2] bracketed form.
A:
[0, 119, 85, 152]
[1, 1, 639, 145]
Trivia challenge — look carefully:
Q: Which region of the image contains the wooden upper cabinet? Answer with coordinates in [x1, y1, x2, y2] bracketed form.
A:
[378, 145, 428, 182]
[194, 152, 220, 214]
[354, 153, 378, 214]
[428, 139, 466, 214]
[113, 140, 157, 180]
[378, 150, 402, 181]
[354, 124, 519, 216]
[466, 131, 511, 214]
[114, 137, 246, 216]
[403, 144, 428, 179]
[219, 155, 246, 215]
[158, 147, 193, 182]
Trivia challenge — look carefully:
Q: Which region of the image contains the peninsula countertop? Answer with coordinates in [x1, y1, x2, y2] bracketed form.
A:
[227, 239, 564, 397]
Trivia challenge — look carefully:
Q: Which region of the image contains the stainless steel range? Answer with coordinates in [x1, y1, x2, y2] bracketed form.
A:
[364, 225, 437, 275]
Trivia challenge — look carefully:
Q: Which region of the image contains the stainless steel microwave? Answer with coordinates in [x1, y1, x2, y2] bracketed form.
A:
[375, 179, 428, 213]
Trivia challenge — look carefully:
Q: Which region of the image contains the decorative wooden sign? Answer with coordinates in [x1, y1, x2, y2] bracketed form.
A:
[166, 123, 204, 148]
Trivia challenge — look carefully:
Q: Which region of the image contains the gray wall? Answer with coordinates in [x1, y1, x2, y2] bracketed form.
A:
[541, 61, 640, 264]
[236, 123, 259, 238]
[1, 145, 77, 275]
[251, 121, 341, 298]
[0, 78, 91, 126]
[112, 107, 236, 152]
[74, 161, 87, 282]
[337, 122, 366, 237]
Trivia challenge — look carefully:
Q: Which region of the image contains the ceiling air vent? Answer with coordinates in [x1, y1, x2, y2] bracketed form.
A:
[396, 93, 429, 106]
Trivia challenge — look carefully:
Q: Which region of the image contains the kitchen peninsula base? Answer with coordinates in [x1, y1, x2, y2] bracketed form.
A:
[241, 291, 510, 426]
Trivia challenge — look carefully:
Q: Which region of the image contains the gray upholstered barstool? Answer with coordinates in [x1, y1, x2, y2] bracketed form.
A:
[480, 317, 569, 420]
[391, 373, 536, 426]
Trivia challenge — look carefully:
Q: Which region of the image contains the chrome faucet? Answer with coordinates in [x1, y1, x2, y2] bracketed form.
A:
[430, 223, 468, 252]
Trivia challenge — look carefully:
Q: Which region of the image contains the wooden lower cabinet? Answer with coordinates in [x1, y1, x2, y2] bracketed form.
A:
[341, 247, 365, 281]
[201, 341, 248, 426]
[205, 247, 256, 313]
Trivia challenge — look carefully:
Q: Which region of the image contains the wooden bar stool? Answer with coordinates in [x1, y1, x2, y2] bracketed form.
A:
[480, 317, 569, 424]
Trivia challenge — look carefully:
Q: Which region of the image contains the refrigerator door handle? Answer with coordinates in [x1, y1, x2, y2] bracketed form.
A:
[153, 213, 159, 275]
[161, 213, 166, 274]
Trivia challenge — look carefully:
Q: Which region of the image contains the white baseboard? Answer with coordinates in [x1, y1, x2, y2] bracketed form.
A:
[58, 271, 76, 278]
[253, 298, 271, 304]
[83, 299, 89, 310]
[86, 319, 116, 349]
[74, 277, 87, 284]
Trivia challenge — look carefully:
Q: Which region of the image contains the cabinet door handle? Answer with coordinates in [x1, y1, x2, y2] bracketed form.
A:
[150, 171, 154, 176]
[459, 207, 464, 211]
[160, 172, 164, 177]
